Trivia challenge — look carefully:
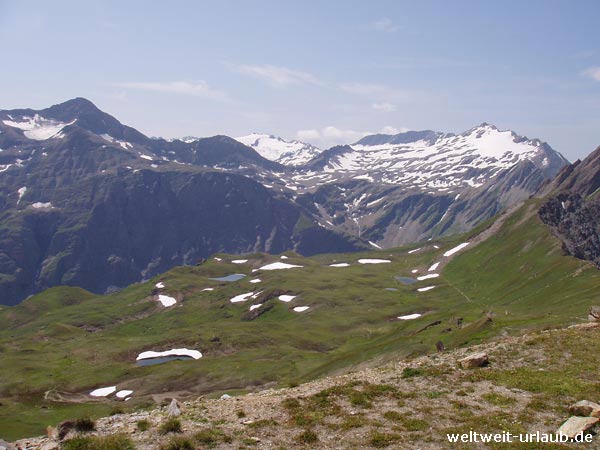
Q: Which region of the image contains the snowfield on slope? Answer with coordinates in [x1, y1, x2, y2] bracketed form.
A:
[136, 348, 202, 361]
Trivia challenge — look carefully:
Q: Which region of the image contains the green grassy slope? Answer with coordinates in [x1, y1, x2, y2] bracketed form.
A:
[0, 200, 598, 440]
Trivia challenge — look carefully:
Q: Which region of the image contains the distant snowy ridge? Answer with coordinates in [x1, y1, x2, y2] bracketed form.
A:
[297, 123, 568, 190]
[235, 133, 322, 166]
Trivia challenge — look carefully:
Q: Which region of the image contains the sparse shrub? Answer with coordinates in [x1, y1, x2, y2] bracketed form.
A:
[160, 435, 194, 450]
[349, 390, 371, 408]
[282, 397, 301, 410]
[401, 367, 423, 379]
[236, 409, 246, 418]
[110, 406, 124, 416]
[247, 418, 278, 428]
[383, 410, 402, 421]
[296, 429, 318, 443]
[369, 431, 402, 448]
[482, 392, 516, 407]
[159, 418, 182, 434]
[193, 428, 232, 445]
[62, 434, 135, 450]
[62, 436, 93, 450]
[136, 419, 150, 432]
[73, 417, 95, 432]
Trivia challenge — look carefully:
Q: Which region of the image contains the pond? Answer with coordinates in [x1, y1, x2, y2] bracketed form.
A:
[395, 276, 417, 285]
[209, 273, 246, 282]
[136, 355, 195, 366]
[385, 288, 398, 291]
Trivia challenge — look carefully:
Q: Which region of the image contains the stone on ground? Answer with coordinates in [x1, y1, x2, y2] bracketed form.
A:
[569, 400, 600, 418]
[458, 352, 489, 368]
[556, 416, 599, 439]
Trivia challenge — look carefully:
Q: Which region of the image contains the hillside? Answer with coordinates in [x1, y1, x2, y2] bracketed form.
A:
[11, 322, 600, 449]
[1, 197, 599, 442]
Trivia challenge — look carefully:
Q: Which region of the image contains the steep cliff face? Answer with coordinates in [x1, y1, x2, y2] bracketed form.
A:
[538, 146, 600, 266]
[539, 193, 600, 265]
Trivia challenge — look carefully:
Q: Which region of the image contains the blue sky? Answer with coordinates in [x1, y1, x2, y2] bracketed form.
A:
[0, 0, 599, 160]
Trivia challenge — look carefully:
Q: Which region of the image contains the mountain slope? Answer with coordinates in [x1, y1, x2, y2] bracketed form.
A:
[1, 197, 599, 439]
[0, 98, 570, 305]
[13, 323, 600, 449]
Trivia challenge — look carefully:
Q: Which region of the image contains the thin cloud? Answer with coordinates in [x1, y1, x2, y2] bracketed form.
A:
[372, 102, 396, 112]
[229, 63, 323, 87]
[114, 81, 229, 101]
[339, 82, 409, 100]
[367, 18, 399, 33]
[582, 67, 600, 82]
[297, 125, 407, 148]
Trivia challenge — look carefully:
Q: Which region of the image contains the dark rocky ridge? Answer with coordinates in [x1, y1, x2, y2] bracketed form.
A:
[538, 146, 600, 267]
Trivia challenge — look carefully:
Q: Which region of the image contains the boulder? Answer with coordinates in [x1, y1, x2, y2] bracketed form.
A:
[589, 306, 600, 321]
[458, 352, 489, 369]
[0, 439, 12, 450]
[556, 416, 599, 439]
[166, 398, 181, 417]
[46, 426, 58, 440]
[220, 394, 232, 400]
[569, 400, 600, 418]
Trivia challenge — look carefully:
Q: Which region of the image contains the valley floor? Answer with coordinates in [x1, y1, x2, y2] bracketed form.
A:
[13, 322, 600, 450]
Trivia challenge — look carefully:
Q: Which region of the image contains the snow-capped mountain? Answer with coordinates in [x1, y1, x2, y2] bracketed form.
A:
[296, 124, 567, 191]
[0, 98, 572, 305]
[235, 133, 322, 166]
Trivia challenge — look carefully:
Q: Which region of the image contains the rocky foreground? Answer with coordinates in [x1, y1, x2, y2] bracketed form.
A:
[8, 322, 600, 450]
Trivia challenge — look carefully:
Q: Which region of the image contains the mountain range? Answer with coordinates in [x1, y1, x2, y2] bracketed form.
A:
[0, 98, 569, 305]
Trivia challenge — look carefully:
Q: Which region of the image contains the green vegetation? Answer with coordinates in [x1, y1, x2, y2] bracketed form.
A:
[159, 435, 194, 450]
[296, 429, 318, 443]
[136, 419, 150, 432]
[159, 418, 182, 434]
[1, 200, 599, 439]
[62, 434, 136, 450]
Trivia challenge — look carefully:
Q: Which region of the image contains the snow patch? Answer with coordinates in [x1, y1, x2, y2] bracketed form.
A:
[278, 295, 296, 302]
[16, 186, 27, 204]
[330, 263, 350, 267]
[116, 390, 133, 399]
[417, 286, 436, 292]
[230, 292, 254, 303]
[293, 306, 310, 312]
[90, 386, 117, 397]
[136, 348, 202, 361]
[157, 294, 177, 307]
[232, 259, 248, 264]
[417, 273, 439, 281]
[397, 313, 422, 320]
[3, 115, 75, 140]
[258, 262, 303, 270]
[443, 242, 470, 257]
[358, 259, 390, 264]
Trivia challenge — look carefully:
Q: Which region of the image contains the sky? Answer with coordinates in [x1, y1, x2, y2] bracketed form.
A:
[0, 0, 599, 160]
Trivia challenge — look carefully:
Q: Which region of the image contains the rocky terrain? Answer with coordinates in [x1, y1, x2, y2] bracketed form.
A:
[9, 322, 600, 449]
[539, 146, 600, 267]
